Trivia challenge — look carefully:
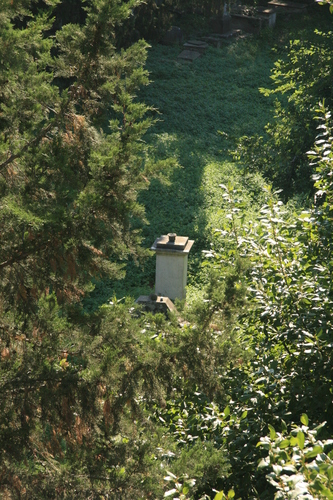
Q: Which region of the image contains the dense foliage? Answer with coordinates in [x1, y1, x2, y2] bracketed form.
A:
[205, 104, 333, 497]
[232, 10, 333, 199]
[0, 0, 177, 496]
[1, 1, 333, 499]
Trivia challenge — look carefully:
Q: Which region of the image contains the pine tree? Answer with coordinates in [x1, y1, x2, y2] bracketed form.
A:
[0, 1, 163, 496]
[0, 0, 152, 316]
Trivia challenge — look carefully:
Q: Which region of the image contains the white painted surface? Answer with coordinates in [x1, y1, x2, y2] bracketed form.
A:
[151, 238, 194, 301]
[155, 252, 188, 300]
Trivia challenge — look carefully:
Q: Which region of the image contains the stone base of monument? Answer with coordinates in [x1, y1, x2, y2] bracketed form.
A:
[135, 294, 177, 316]
[230, 4, 278, 33]
[178, 40, 208, 62]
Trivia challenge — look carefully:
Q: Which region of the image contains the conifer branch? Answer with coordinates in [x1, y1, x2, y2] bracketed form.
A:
[0, 371, 80, 393]
[0, 123, 54, 173]
[0, 251, 32, 270]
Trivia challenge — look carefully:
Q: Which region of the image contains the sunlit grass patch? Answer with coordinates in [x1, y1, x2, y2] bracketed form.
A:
[87, 32, 277, 307]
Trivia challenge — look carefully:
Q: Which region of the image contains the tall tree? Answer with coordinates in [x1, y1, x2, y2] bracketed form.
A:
[0, 0, 153, 316]
[0, 1, 165, 496]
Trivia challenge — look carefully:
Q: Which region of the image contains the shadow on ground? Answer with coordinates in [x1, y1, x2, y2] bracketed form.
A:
[84, 34, 276, 310]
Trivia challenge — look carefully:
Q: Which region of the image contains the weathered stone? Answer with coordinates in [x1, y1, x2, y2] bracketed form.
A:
[161, 26, 183, 45]
[209, 14, 232, 34]
[177, 50, 201, 62]
[230, 5, 278, 31]
[210, 30, 240, 39]
[257, 7, 277, 28]
[201, 36, 222, 48]
[135, 294, 177, 316]
[231, 13, 263, 34]
[156, 234, 188, 251]
[151, 234, 194, 300]
[183, 40, 209, 53]
[222, 13, 232, 33]
[268, 0, 307, 12]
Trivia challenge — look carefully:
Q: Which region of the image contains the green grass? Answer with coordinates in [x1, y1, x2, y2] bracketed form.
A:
[140, 36, 278, 231]
[84, 33, 275, 310]
[85, 10, 329, 310]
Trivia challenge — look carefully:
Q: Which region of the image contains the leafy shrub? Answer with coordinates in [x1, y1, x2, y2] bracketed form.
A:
[232, 16, 333, 199]
[203, 103, 333, 498]
[258, 415, 333, 499]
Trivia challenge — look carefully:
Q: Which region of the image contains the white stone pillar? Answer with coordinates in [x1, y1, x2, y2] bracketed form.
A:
[151, 233, 194, 301]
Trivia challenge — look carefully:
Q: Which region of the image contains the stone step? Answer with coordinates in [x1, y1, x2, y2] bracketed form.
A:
[178, 50, 201, 61]
[183, 40, 209, 53]
[210, 30, 241, 38]
[201, 32, 239, 47]
[200, 36, 222, 48]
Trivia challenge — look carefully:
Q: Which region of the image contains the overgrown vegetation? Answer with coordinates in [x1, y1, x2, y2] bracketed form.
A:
[87, 27, 275, 306]
[233, 9, 333, 200]
[1, 1, 333, 498]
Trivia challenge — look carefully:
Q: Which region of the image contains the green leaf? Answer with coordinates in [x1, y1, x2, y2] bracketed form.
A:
[279, 439, 290, 449]
[281, 420, 287, 433]
[305, 445, 323, 459]
[258, 458, 269, 469]
[300, 414, 309, 426]
[224, 406, 230, 418]
[214, 492, 226, 500]
[297, 431, 305, 450]
[257, 441, 270, 450]
[228, 490, 235, 499]
[327, 466, 333, 481]
[268, 424, 276, 440]
[314, 422, 327, 433]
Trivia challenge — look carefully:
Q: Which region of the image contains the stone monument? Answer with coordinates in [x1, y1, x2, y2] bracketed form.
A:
[151, 233, 194, 301]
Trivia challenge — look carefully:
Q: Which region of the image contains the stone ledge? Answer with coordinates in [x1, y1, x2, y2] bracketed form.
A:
[135, 295, 177, 316]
